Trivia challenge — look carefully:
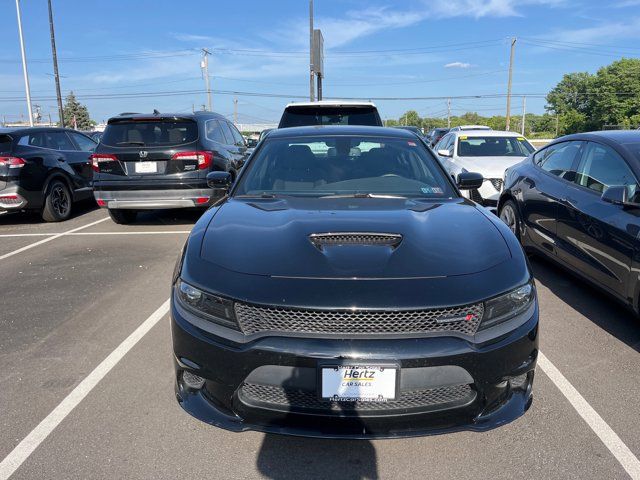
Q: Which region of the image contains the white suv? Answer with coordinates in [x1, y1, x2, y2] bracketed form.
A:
[434, 130, 535, 210]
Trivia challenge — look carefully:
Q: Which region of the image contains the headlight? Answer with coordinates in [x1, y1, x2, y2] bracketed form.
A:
[175, 279, 239, 329]
[480, 281, 535, 329]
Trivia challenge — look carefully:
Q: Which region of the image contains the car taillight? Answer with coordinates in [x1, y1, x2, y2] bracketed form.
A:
[89, 153, 118, 172]
[171, 151, 213, 170]
[0, 156, 26, 168]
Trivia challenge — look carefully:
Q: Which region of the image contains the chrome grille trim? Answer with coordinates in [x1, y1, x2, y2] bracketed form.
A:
[234, 302, 484, 336]
[309, 232, 402, 250]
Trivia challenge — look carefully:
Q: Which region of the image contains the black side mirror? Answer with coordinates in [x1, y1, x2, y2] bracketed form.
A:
[207, 171, 232, 189]
[601, 185, 628, 205]
[457, 172, 483, 190]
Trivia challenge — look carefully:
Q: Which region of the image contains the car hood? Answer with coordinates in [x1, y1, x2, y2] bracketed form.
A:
[448, 156, 527, 179]
[199, 197, 511, 279]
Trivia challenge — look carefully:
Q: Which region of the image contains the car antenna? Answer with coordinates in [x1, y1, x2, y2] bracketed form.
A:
[153, 109, 160, 115]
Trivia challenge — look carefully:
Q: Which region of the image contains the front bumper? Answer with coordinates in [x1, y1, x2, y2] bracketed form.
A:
[93, 188, 214, 209]
[171, 298, 539, 438]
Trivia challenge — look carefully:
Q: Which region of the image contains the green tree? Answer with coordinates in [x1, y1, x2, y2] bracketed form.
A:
[399, 110, 421, 126]
[63, 92, 94, 129]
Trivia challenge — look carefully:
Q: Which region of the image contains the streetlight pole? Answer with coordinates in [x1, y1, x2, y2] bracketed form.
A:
[15, 0, 34, 127]
[505, 37, 517, 131]
[309, 0, 315, 102]
[201, 49, 212, 111]
[47, 0, 64, 127]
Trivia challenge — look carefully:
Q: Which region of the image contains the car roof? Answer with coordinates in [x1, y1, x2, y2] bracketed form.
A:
[107, 111, 225, 123]
[0, 126, 78, 136]
[559, 130, 640, 145]
[283, 100, 377, 108]
[452, 130, 526, 138]
[265, 125, 416, 139]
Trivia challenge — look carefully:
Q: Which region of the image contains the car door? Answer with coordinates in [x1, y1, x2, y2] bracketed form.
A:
[41, 131, 92, 193]
[66, 131, 97, 193]
[520, 141, 583, 254]
[220, 121, 249, 174]
[556, 141, 639, 299]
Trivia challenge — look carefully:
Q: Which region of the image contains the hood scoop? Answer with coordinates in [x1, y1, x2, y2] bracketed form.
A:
[309, 232, 403, 251]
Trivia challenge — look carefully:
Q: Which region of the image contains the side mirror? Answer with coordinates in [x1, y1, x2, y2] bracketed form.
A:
[457, 172, 483, 190]
[207, 171, 232, 190]
[601, 185, 627, 205]
[437, 149, 452, 157]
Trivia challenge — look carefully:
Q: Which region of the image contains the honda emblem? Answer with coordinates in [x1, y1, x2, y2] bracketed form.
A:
[139, 150, 148, 159]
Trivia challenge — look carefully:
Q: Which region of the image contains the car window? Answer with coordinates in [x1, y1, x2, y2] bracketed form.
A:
[235, 135, 455, 198]
[18, 132, 49, 149]
[205, 119, 226, 144]
[575, 142, 638, 197]
[227, 122, 245, 145]
[279, 106, 381, 128]
[0, 135, 12, 154]
[535, 141, 582, 179]
[45, 132, 77, 151]
[68, 132, 97, 152]
[219, 121, 235, 145]
[436, 134, 452, 151]
[457, 136, 534, 157]
[101, 120, 198, 147]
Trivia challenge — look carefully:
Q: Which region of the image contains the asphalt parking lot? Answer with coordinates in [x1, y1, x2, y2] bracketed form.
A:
[1, 205, 639, 480]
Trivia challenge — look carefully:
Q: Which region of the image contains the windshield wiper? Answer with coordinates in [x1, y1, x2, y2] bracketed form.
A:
[116, 141, 145, 146]
[320, 193, 407, 199]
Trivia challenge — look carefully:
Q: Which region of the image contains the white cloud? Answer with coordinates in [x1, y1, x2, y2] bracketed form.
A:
[424, 0, 565, 19]
[445, 62, 472, 69]
[539, 17, 640, 44]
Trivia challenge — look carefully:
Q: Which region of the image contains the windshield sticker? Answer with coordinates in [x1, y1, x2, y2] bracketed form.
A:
[459, 135, 468, 140]
[517, 137, 525, 141]
[408, 141, 417, 146]
[421, 187, 443, 194]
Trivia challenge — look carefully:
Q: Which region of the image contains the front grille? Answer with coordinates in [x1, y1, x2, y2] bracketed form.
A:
[234, 302, 484, 336]
[488, 178, 503, 191]
[309, 232, 402, 249]
[239, 383, 475, 412]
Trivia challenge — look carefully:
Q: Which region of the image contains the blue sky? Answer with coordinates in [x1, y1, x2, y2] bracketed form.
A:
[1, 0, 639, 126]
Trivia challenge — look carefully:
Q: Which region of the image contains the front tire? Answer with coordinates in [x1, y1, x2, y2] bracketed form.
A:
[108, 208, 137, 224]
[499, 199, 521, 241]
[42, 179, 72, 222]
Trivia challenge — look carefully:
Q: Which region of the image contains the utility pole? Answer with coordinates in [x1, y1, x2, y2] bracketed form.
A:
[309, 0, 315, 102]
[233, 98, 238, 125]
[521, 96, 526, 135]
[15, 0, 33, 127]
[505, 37, 516, 131]
[555, 114, 559, 137]
[47, 0, 64, 127]
[447, 98, 451, 128]
[201, 49, 212, 111]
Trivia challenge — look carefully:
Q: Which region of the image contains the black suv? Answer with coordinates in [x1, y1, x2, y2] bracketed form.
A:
[0, 127, 97, 221]
[92, 112, 249, 224]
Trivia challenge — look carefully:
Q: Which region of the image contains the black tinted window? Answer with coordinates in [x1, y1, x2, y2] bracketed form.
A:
[227, 122, 244, 145]
[219, 121, 234, 145]
[101, 120, 198, 147]
[0, 135, 13, 154]
[18, 132, 48, 148]
[576, 142, 638, 195]
[205, 120, 226, 143]
[46, 132, 76, 151]
[535, 141, 582, 179]
[279, 107, 380, 128]
[457, 136, 534, 157]
[68, 132, 97, 152]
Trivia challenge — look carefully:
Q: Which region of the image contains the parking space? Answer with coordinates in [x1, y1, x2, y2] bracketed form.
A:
[1, 208, 639, 479]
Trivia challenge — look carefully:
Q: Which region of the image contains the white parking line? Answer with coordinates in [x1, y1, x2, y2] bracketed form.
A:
[0, 299, 170, 480]
[0, 217, 109, 261]
[0, 231, 191, 238]
[538, 351, 640, 479]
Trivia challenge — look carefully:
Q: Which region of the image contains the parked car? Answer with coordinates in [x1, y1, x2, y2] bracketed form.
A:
[172, 125, 538, 437]
[86, 131, 103, 142]
[258, 128, 274, 142]
[0, 127, 97, 221]
[278, 101, 383, 128]
[426, 127, 450, 147]
[394, 125, 424, 137]
[435, 130, 535, 210]
[92, 111, 249, 224]
[499, 130, 640, 314]
[450, 125, 492, 132]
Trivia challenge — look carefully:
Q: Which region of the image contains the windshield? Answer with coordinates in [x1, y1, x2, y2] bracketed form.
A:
[279, 107, 381, 128]
[457, 136, 535, 157]
[235, 135, 455, 199]
[101, 120, 198, 147]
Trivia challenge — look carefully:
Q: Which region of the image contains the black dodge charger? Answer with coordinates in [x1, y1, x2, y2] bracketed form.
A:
[171, 126, 539, 437]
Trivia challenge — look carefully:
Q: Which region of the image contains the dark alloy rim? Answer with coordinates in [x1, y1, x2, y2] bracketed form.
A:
[51, 185, 70, 217]
[500, 205, 517, 235]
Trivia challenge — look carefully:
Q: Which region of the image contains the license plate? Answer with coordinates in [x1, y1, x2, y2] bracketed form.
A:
[135, 161, 157, 173]
[321, 364, 397, 401]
